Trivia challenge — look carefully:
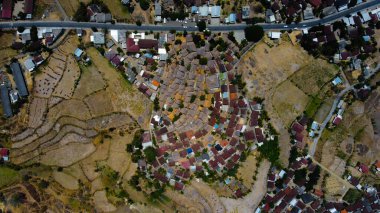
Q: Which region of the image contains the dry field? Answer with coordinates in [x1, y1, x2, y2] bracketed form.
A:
[52, 55, 81, 99]
[237, 153, 258, 188]
[271, 80, 309, 127]
[289, 62, 339, 96]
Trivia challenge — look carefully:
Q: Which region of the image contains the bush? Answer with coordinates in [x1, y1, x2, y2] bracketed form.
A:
[197, 20, 207, 32]
[244, 25, 264, 42]
[139, 0, 150, 11]
[144, 147, 157, 163]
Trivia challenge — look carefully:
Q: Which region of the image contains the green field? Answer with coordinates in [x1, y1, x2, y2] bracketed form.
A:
[0, 167, 20, 188]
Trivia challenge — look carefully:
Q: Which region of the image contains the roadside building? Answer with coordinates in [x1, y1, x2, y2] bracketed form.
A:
[24, 58, 36, 72]
[155, 1, 162, 22]
[91, 32, 105, 45]
[10, 62, 29, 97]
[266, 9, 276, 23]
[2, 0, 12, 19]
[242, 6, 250, 19]
[24, 0, 34, 19]
[0, 84, 12, 117]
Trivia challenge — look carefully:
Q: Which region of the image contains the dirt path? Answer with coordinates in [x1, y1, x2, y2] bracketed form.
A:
[310, 157, 354, 189]
[220, 160, 270, 213]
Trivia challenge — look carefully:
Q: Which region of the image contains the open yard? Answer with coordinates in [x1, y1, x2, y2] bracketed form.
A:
[237, 153, 258, 188]
[0, 167, 20, 188]
[271, 80, 309, 127]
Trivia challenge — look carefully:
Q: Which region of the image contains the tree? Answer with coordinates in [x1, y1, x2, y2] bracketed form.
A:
[136, 20, 142, 26]
[17, 12, 26, 20]
[74, 2, 89, 22]
[257, 136, 280, 164]
[30, 26, 38, 42]
[244, 25, 264, 42]
[199, 57, 208, 65]
[9, 192, 26, 207]
[139, 0, 150, 11]
[153, 97, 160, 111]
[305, 166, 320, 191]
[197, 20, 207, 32]
[144, 146, 157, 163]
[17, 26, 25, 33]
[39, 179, 49, 189]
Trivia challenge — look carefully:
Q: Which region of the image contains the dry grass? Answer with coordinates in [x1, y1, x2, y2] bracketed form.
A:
[28, 97, 48, 129]
[103, 0, 131, 20]
[58, 0, 91, 17]
[271, 80, 309, 127]
[52, 55, 81, 99]
[289, 62, 339, 96]
[237, 153, 258, 188]
[40, 142, 96, 167]
[53, 171, 79, 190]
[84, 90, 115, 117]
[73, 64, 106, 99]
[87, 47, 152, 128]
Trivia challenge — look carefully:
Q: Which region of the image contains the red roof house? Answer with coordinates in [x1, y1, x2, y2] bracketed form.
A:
[2, 0, 12, 19]
[126, 38, 140, 53]
[24, 0, 34, 17]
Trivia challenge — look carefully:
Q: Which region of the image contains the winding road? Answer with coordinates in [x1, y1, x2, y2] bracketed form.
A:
[0, 1, 379, 31]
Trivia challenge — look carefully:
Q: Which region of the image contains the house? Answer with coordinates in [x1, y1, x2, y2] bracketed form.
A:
[24, 58, 36, 72]
[24, 0, 34, 19]
[0, 84, 12, 118]
[303, 4, 315, 20]
[95, 13, 112, 23]
[0, 148, 9, 161]
[138, 39, 158, 50]
[76, 29, 83, 37]
[17, 29, 31, 44]
[335, 0, 348, 11]
[91, 32, 105, 45]
[142, 132, 153, 149]
[332, 115, 342, 126]
[311, 121, 319, 131]
[332, 76, 343, 86]
[125, 68, 136, 83]
[374, 160, 380, 172]
[211, 5, 221, 18]
[242, 6, 250, 19]
[158, 48, 168, 61]
[9, 90, 19, 104]
[33, 55, 44, 66]
[2, 0, 12, 19]
[191, 6, 198, 14]
[155, 1, 162, 22]
[199, 5, 208, 17]
[268, 32, 281, 39]
[226, 13, 236, 24]
[10, 62, 29, 97]
[74, 48, 84, 59]
[266, 9, 275, 23]
[323, 6, 337, 16]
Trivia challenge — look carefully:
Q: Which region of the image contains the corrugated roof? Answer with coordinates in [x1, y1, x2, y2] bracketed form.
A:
[2, 0, 12, 19]
[11, 62, 29, 97]
[0, 85, 12, 117]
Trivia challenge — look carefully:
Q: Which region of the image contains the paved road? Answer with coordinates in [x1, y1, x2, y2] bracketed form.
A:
[309, 64, 380, 156]
[0, 1, 378, 31]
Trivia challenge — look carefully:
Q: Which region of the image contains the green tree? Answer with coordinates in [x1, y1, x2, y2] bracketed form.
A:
[154, 97, 160, 111]
[139, 0, 150, 11]
[74, 2, 89, 22]
[144, 146, 157, 163]
[199, 57, 208, 65]
[136, 20, 142, 26]
[30, 26, 38, 42]
[9, 192, 26, 207]
[257, 136, 280, 164]
[197, 20, 207, 32]
[244, 25, 264, 42]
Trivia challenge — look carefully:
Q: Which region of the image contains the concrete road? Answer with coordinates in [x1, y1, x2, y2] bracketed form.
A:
[0, 0, 378, 31]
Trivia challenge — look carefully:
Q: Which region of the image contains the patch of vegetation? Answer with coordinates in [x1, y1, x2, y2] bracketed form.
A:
[305, 166, 320, 191]
[305, 96, 323, 118]
[0, 167, 21, 188]
[244, 25, 264, 42]
[139, 0, 150, 11]
[343, 188, 363, 203]
[197, 20, 207, 32]
[258, 136, 280, 165]
[74, 3, 90, 22]
[190, 95, 197, 103]
[144, 146, 157, 163]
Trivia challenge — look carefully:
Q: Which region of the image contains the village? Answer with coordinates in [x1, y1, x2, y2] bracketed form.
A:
[0, 0, 379, 212]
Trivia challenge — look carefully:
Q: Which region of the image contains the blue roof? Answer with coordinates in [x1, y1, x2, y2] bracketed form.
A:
[199, 5, 208, 17]
[211, 6, 221, 17]
[186, 148, 193, 154]
[74, 48, 84, 58]
[10, 62, 28, 97]
[191, 6, 198, 14]
[0, 85, 12, 118]
[332, 77, 343, 85]
[229, 13, 237, 23]
[144, 53, 153, 58]
[362, 35, 370, 42]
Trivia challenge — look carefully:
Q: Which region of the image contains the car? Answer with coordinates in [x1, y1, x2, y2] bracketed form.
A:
[302, 24, 307, 27]
[284, 25, 288, 28]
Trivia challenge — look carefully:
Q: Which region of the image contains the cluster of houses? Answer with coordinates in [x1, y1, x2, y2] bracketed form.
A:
[258, 155, 380, 213]
[87, 4, 112, 23]
[290, 116, 309, 149]
[0, 62, 29, 118]
[1, 0, 34, 19]
[118, 29, 278, 196]
[330, 99, 347, 127]
[16, 27, 63, 46]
